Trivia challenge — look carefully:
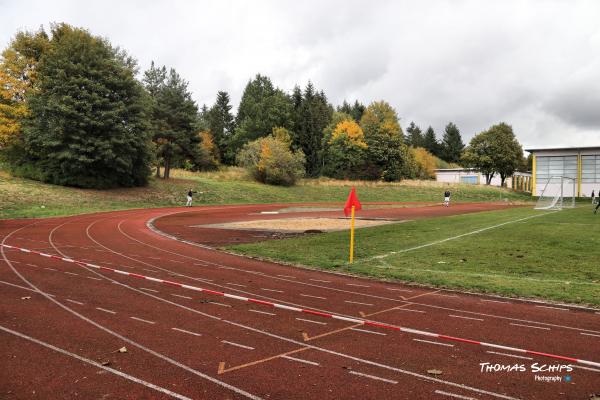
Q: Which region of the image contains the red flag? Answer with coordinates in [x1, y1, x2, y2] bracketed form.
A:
[344, 187, 362, 217]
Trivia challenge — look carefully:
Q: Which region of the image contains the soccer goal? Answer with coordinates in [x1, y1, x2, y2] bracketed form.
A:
[534, 176, 576, 210]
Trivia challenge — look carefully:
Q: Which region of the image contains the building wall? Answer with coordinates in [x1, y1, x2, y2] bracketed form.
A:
[531, 149, 600, 197]
[435, 170, 525, 188]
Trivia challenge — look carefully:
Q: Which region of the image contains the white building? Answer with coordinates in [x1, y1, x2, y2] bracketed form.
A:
[435, 168, 531, 190]
[526, 146, 600, 197]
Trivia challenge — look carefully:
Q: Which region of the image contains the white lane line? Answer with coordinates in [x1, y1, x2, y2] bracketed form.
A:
[130, 316, 156, 324]
[140, 287, 159, 293]
[387, 288, 413, 292]
[535, 305, 569, 312]
[26, 263, 39, 268]
[509, 323, 550, 331]
[86, 276, 102, 281]
[277, 275, 296, 279]
[351, 328, 387, 336]
[296, 318, 327, 325]
[449, 314, 484, 322]
[221, 340, 254, 350]
[170, 260, 184, 264]
[348, 370, 397, 384]
[142, 268, 159, 273]
[581, 332, 600, 338]
[413, 339, 454, 348]
[64, 271, 79, 276]
[96, 307, 117, 315]
[209, 301, 232, 307]
[66, 299, 84, 305]
[281, 355, 320, 366]
[226, 283, 246, 287]
[486, 351, 533, 360]
[261, 288, 284, 293]
[309, 279, 330, 283]
[395, 308, 425, 314]
[44, 267, 57, 271]
[434, 293, 459, 298]
[0, 325, 194, 400]
[171, 327, 202, 337]
[345, 300, 373, 306]
[481, 299, 510, 304]
[572, 364, 600, 373]
[434, 390, 477, 400]
[346, 283, 370, 288]
[171, 294, 192, 300]
[249, 309, 276, 316]
[300, 294, 327, 300]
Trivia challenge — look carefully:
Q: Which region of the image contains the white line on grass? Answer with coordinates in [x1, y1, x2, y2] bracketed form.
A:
[369, 212, 558, 261]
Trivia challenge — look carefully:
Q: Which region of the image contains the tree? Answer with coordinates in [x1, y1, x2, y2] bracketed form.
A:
[423, 126, 441, 157]
[193, 130, 219, 171]
[405, 121, 423, 147]
[338, 100, 365, 122]
[22, 24, 153, 188]
[322, 118, 368, 179]
[487, 123, 524, 186]
[230, 74, 294, 161]
[237, 128, 305, 186]
[143, 64, 199, 179]
[360, 101, 413, 181]
[411, 147, 437, 179]
[462, 130, 496, 184]
[206, 91, 235, 164]
[440, 122, 464, 163]
[0, 27, 50, 151]
[291, 82, 333, 177]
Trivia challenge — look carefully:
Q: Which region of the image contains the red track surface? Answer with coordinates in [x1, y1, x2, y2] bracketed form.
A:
[1, 203, 599, 400]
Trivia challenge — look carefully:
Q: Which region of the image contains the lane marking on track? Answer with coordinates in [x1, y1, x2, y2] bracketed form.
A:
[277, 275, 296, 279]
[64, 271, 79, 276]
[281, 355, 319, 366]
[170, 260, 184, 264]
[218, 347, 310, 375]
[509, 323, 550, 331]
[44, 267, 57, 271]
[209, 301, 231, 307]
[413, 339, 454, 348]
[296, 318, 327, 325]
[581, 332, 600, 338]
[350, 328, 387, 336]
[434, 390, 477, 400]
[96, 307, 116, 314]
[481, 299, 509, 304]
[172, 327, 202, 337]
[0, 325, 194, 400]
[485, 351, 533, 360]
[309, 279, 331, 283]
[345, 300, 373, 306]
[434, 293, 459, 298]
[171, 294, 192, 300]
[395, 308, 425, 313]
[226, 283, 246, 287]
[86, 276, 102, 281]
[535, 305, 569, 312]
[139, 287, 159, 293]
[260, 288, 284, 293]
[300, 294, 326, 300]
[249, 309, 276, 316]
[348, 370, 397, 384]
[221, 340, 254, 350]
[346, 283, 369, 288]
[66, 299, 84, 305]
[130, 316, 156, 324]
[142, 268, 159, 273]
[449, 315, 484, 322]
[26, 263, 39, 268]
[386, 288, 412, 292]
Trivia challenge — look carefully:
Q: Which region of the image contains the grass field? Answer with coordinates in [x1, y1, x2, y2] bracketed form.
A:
[0, 167, 531, 219]
[227, 206, 600, 306]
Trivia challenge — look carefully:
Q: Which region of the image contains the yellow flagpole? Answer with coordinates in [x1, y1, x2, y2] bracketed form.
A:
[349, 205, 355, 263]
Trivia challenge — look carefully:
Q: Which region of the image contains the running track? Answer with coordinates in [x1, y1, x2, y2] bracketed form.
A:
[1, 203, 599, 399]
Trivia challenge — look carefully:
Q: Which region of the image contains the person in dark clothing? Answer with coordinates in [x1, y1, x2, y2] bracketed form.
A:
[444, 190, 451, 207]
[186, 188, 197, 207]
[595, 199, 600, 214]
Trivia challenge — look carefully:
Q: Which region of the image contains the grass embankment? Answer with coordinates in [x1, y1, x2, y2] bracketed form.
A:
[0, 167, 530, 219]
[228, 206, 600, 306]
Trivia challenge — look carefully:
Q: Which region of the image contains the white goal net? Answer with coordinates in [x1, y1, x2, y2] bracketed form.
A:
[534, 176, 576, 210]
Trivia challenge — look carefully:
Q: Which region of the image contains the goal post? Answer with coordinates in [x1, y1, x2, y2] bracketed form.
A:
[534, 176, 576, 210]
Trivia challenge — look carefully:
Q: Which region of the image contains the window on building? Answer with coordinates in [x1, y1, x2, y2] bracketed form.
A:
[536, 156, 577, 184]
[582, 155, 600, 183]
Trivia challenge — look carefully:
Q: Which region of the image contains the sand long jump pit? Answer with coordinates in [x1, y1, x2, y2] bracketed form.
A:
[199, 217, 406, 233]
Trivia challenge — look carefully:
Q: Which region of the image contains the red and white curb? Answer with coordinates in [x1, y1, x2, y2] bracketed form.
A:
[3, 243, 600, 369]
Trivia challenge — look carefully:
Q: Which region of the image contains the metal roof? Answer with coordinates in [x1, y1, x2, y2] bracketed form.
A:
[525, 146, 600, 152]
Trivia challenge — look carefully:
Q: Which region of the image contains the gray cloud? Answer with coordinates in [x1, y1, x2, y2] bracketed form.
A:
[1, 0, 599, 149]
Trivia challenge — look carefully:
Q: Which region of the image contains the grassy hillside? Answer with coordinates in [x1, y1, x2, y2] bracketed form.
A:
[0, 167, 532, 219]
[228, 206, 600, 306]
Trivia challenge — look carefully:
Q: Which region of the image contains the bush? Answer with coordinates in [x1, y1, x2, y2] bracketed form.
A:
[237, 129, 305, 186]
[322, 119, 368, 180]
[411, 147, 437, 179]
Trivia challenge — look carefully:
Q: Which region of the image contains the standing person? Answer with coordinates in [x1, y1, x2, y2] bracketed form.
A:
[595, 199, 600, 214]
[443, 189, 451, 207]
[186, 188, 197, 207]
[593, 190, 596, 205]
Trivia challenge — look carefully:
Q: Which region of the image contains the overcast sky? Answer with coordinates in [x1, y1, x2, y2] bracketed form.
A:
[2, 0, 599, 150]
